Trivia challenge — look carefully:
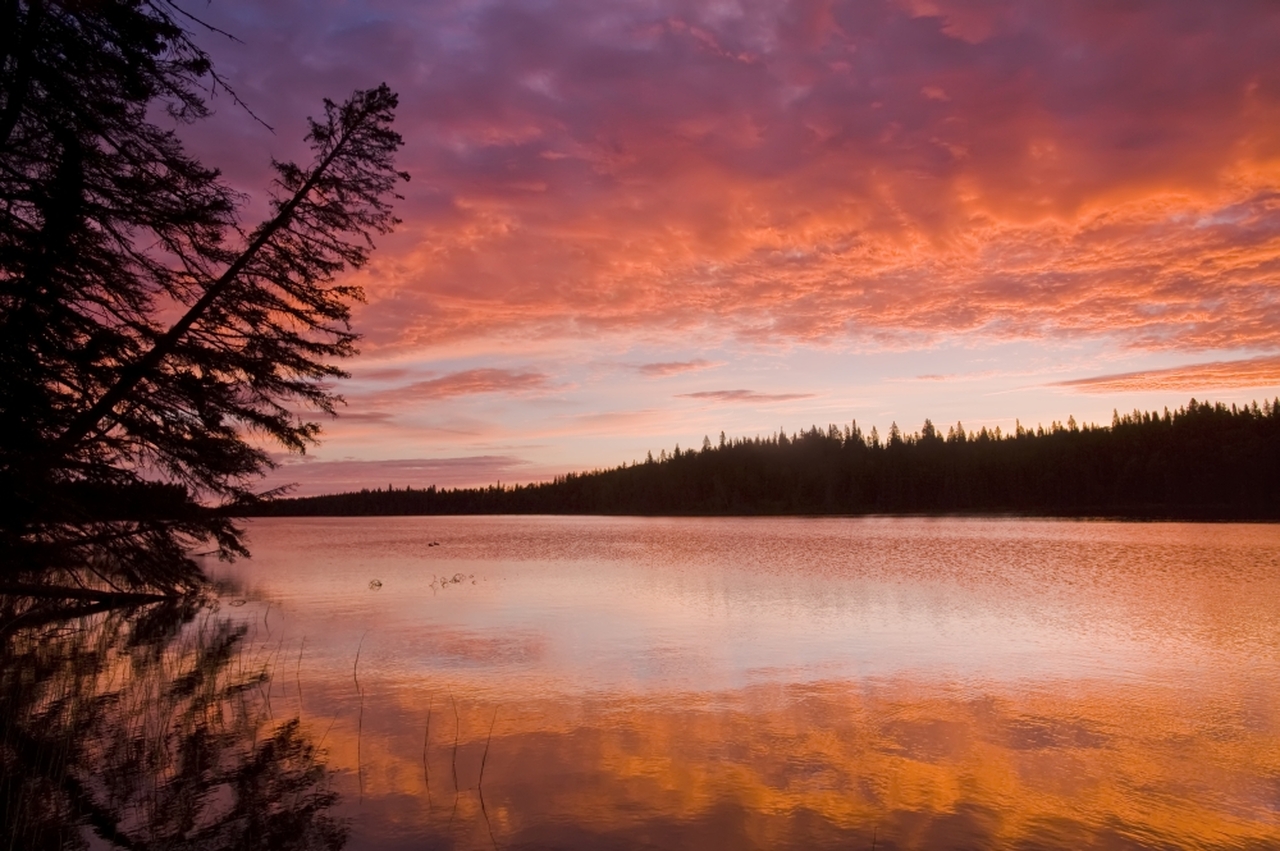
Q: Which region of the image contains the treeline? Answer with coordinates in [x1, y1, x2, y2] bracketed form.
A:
[251, 399, 1280, 519]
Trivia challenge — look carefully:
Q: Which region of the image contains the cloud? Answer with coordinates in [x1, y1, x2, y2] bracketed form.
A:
[908, 369, 1000, 382]
[678, 390, 816, 403]
[366, 369, 551, 403]
[264, 455, 547, 495]
[354, 367, 413, 382]
[636, 359, 723, 377]
[1052, 356, 1280, 394]
[194, 0, 1280, 357]
[331, 411, 396, 424]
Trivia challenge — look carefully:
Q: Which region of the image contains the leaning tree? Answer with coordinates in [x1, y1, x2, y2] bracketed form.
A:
[0, 1, 408, 592]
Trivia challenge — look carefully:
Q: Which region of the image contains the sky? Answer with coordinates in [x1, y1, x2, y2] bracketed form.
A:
[184, 0, 1280, 494]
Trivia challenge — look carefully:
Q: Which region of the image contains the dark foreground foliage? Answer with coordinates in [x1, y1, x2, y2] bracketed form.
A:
[255, 399, 1280, 520]
[0, 1, 405, 591]
[0, 596, 346, 850]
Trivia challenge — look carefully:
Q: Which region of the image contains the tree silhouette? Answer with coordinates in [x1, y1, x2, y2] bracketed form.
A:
[0, 2, 407, 591]
[252, 399, 1280, 520]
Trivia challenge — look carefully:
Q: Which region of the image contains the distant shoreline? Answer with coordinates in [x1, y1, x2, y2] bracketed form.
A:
[243, 505, 1280, 522]
[245, 399, 1280, 522]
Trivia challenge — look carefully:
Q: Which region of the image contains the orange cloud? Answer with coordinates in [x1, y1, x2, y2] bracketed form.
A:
[1053, 355, 1280, 394]
[636, 359, 722, 377]
[199, 1, 1280, 359]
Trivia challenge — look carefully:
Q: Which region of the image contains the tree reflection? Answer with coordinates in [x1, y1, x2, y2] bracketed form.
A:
[0, 597, 346, 850]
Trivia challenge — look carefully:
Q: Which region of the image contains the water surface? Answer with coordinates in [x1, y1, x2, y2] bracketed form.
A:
[8, 516, 1280, 849]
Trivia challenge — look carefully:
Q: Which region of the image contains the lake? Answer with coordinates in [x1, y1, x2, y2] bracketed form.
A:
[5, 516, 1280, 849]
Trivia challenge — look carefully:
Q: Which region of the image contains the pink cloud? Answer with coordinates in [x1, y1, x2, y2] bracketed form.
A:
[362, 368, 551, 403]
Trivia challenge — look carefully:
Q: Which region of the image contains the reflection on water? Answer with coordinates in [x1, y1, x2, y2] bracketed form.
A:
[0, 596, 346, 850]
[9, 516, 1280, 849]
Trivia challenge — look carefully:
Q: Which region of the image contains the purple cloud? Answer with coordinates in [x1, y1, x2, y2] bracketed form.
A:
[265, 454, 546, 495]
[678, 389, 815, 403]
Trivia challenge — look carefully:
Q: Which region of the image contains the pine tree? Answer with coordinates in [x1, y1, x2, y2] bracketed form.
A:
[0, 2, 407, 592]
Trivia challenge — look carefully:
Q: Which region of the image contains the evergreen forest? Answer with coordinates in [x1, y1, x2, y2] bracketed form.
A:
[252, 399, 1280, 520]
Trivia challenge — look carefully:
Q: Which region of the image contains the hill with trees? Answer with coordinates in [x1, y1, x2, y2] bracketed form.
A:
[252, 398, 1280, 520]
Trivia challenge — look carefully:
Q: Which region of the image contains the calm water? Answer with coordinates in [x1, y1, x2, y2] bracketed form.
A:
[6, 516, 1280, 850]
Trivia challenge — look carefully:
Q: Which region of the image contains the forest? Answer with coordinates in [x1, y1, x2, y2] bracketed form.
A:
[252, 398, 1280, 520]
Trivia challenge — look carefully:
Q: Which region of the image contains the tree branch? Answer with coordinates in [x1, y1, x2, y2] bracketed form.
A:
[49, 90, 382, 459]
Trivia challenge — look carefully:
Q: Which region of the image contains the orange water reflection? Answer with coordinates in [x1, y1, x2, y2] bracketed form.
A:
[281, 674, 1280, 849]
[216, 517, 1280, 849]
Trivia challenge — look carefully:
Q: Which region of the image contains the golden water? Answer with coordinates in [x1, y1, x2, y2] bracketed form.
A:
[6, 516, 1279, 849]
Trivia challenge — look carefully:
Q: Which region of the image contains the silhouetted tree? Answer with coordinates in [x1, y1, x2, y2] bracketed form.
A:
[0, 1, 407, 591]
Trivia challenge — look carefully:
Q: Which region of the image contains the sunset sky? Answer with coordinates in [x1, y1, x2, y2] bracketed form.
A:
[188, 0, 1280, 494]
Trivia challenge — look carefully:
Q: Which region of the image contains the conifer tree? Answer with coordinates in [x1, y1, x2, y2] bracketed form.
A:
[0, 1, 407, 591]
